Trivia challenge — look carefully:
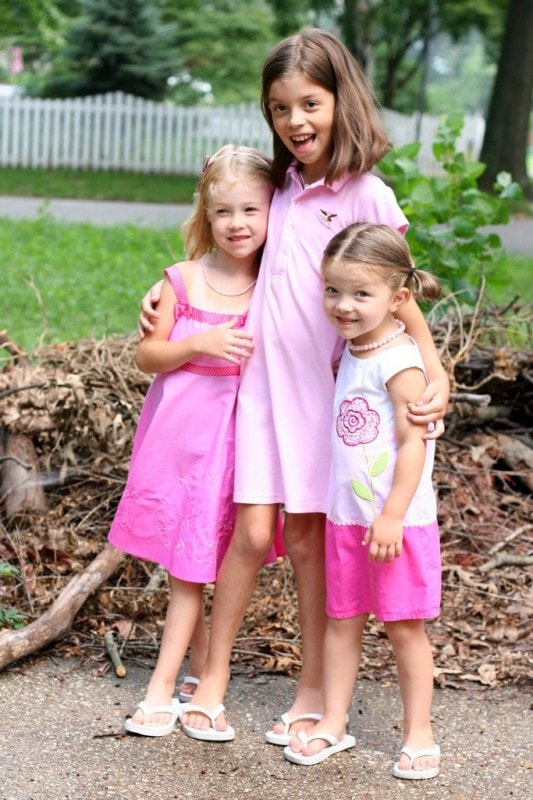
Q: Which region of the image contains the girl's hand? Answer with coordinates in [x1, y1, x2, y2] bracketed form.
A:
[138, 280, 164, 339]
[363, 514, 403, 563]
[199, 319, 255, 364]
[407, 375, 450, 439]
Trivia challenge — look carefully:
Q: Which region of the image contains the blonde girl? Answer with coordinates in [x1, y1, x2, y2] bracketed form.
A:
[109, 145, 274, 738]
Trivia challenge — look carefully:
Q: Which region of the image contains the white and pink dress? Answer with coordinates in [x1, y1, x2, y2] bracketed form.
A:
[326, 341, 441, 621]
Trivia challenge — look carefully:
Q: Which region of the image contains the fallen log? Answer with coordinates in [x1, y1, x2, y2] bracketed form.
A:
[0, 543, 124, 671]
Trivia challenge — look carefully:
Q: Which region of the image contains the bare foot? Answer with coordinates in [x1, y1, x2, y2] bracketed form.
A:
[177, 676, 199, 699]
[128, 682, 177, 729]
[396, 743, 440, 774]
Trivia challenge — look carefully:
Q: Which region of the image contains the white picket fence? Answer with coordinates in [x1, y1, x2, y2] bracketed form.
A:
[0, 91, 485, 176]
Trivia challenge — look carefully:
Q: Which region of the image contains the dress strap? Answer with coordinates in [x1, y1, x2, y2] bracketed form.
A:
[164, 264, 189, 306]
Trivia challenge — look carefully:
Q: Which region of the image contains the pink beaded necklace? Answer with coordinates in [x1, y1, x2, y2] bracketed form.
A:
[348, 319, 406, 352]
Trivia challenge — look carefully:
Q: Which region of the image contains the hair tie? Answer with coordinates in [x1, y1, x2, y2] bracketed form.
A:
[408, 267, 417, 278]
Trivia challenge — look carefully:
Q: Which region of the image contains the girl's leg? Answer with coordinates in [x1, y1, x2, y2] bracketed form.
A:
[177, 606, 209, 696]
[269, 512, 327, 737]
[130, 576, 203, 728]
[287, 614, 368, 757]
[384, 620, 439, 773]
[182, 503, 279, 732]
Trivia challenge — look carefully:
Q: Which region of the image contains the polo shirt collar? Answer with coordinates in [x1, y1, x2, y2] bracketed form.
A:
[287, 160, 352, 194]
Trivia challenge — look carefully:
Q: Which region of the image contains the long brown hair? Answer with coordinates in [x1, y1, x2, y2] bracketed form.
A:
[261, 28, 391, 188]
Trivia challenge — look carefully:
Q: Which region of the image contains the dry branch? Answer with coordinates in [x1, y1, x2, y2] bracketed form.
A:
[104, 630, 126, 677]
[479, 553, 533, 573]
[0, 544, 124, 671]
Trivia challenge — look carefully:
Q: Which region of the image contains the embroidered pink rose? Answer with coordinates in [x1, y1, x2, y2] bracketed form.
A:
[336, 396, 380, 446]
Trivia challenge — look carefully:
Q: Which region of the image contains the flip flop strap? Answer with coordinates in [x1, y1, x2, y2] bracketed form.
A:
[184, 703, 225, 725]
[297, 730, 338, 746]
[400, 745, 440, 765]
[279, 711, 322, 734]
[137, 700, 179, 716]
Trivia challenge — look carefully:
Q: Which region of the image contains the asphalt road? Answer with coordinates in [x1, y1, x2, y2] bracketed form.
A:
[0, 195, 533, 257]
[1, 658, 531, 800]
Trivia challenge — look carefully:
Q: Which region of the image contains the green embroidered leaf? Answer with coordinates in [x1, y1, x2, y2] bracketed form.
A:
[351, 479, 373, 502]
[371, 451, 389, 477]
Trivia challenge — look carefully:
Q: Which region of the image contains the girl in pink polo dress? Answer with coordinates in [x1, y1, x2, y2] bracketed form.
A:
[141, 30, 449, 752]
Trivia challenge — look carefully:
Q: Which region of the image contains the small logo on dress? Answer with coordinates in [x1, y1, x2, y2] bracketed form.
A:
[319, 209, 338, 226]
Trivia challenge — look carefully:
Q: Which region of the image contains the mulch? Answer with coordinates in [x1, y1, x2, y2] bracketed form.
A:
[0, 294, 531, 687]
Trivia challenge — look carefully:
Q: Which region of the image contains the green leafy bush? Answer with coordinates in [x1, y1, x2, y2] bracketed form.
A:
[0, 561, 26, 630]
[379, 113, 523, 300]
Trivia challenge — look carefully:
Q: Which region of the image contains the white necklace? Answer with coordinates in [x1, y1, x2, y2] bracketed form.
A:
[348, 319, 406, 352]
[201, 255, 257, 297]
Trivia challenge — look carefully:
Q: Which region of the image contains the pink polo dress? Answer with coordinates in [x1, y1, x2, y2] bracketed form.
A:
[234, 166, 408, 513]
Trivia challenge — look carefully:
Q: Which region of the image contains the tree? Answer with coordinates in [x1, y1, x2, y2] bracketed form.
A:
[479, 0, 533, 197]
[336, 0, 505, 111]
[163, 1, 277, 105]
[39, 0, 177, 100]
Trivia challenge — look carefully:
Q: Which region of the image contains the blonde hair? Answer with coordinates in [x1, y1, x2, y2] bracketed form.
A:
[322, 223, 441, 302]
[182, 145, 273, 260]
[261, 28, 391, 188]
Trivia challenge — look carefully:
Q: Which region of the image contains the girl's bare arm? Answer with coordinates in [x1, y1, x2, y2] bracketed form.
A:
[395, 296, 449, 437]
[137, 279, 164, 338]
[363, 366, 428, 562]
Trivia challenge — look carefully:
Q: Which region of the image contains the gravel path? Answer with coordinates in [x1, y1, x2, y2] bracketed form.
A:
[1, 658, 530, 800]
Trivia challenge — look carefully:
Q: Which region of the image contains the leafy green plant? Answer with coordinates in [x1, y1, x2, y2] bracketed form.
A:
[379, 112, 523, 300]
[0, 561, 26, 630]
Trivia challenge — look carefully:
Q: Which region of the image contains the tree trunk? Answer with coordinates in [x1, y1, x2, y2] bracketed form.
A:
[0, 544, 124, 671]
[0, 431, 47, 520]
[479, 0, 533, 197]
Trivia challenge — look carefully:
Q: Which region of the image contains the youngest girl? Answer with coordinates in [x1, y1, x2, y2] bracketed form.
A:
[284, 223, 442, 780]
[108, 145, 274, 737]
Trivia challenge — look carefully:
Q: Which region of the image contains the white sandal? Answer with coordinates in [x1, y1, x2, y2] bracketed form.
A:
[124, 698, 181, 737]
[392, 744, 440, 780]
[178, 675, 200, 702]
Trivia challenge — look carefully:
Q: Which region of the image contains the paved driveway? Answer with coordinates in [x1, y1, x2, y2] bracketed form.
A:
[1, 195, 532, 257]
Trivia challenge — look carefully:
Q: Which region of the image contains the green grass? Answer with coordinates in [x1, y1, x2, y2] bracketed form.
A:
[0, 168, 530, 353]
[0, 167, 198, 203]
[2, 212, 530, 355]
[1, 213, 185, 352]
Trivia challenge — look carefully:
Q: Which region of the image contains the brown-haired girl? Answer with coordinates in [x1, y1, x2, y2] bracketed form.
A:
[141, 30, 449, 752]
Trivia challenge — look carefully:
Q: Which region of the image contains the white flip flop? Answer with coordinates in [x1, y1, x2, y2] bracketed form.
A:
[265, 712, 323, 746]
[180, 702, 235, 742]
[178, 675, 200, 702]
[124, 698, 181, 737]
[392, 744, 440, 780]
[283, 731, 356, 765]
